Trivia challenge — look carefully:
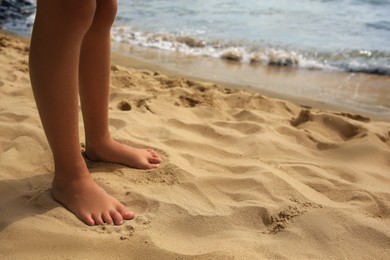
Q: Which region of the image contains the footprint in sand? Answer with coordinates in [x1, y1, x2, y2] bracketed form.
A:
[179, 95, 200, 107]
[92, 223, 135, 240]
[291, 109, 367, 150]
[263, 199, 323, 234]
[122, 163, 183, 186]
[117, 100, 132, 111]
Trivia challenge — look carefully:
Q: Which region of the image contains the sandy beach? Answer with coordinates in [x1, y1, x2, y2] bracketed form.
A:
[1, 32, 390, 259]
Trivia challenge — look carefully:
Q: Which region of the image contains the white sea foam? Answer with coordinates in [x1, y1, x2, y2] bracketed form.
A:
[112, 26, 388, 75]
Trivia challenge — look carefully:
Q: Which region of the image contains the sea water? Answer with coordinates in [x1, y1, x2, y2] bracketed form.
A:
[113, 0, 390, 75]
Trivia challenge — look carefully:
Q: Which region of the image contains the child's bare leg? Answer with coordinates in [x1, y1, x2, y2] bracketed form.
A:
[79, 0, 162, 169]
[29, 0, 134, 225]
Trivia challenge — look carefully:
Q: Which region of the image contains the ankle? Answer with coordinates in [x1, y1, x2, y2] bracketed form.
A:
[85, 136, 115, 159]
[53, 158, 89, 185]
[86, 135, 113, 150]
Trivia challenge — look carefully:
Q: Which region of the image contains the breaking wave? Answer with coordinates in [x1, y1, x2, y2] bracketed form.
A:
[111, 27, 390, 76]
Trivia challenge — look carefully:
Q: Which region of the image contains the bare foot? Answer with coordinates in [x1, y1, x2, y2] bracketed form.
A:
[85, 138, 162, 169]
[51, 168, 134, 226]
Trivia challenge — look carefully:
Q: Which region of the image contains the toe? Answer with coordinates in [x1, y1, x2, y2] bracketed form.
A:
[102, 212, 114, 225]
[110, 210, 124, 225]
[81, 213, 95, 226]
[152, 153, 162, 160]
[117, 205, 135, 220]
[146, 163, 160, 169]
[122, 211, 135, 220]
[149, 157, 162, 164]
[147, 149, 161, 158]
[92, 214, 104, 225]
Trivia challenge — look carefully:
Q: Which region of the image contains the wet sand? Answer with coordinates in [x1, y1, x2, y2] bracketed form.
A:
[112, 42, 390, 121]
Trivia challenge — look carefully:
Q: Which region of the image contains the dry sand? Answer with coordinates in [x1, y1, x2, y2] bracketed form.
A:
[0, 32, 390, 259]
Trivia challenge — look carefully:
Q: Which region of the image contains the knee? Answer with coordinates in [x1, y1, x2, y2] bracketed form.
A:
[92, 0, 118, 30]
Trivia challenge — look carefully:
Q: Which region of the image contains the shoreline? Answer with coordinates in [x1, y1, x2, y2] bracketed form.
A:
[111, 44, 390, 122]
[3, 29, 390, 121]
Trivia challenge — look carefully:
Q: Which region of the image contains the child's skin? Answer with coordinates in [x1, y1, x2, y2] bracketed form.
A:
[29, 0, 162, 226]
